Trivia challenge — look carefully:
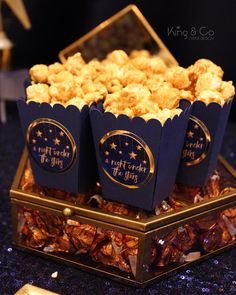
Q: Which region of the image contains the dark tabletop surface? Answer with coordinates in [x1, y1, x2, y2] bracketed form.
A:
[1, 106, 236, 295]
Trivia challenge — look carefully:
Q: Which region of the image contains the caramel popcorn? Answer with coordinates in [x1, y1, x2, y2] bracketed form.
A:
[26, 84, 50, 103]
[188, 58, 224, 82]
[27, 50, 234, 116]
[165, 66, 191, 90]
[64, 52, 85, 75]
[129, 49, 151, 59]
[106, 49, 129, 65]
[195, 73, 222, 94]
[29, 64, 49, 83]
[48, 62, 64, 75]
[131, 56, 166, 74]
[150, 82, 181, 110]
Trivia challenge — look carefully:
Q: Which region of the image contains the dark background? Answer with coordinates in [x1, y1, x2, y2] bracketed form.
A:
[2, 0, 236, 119]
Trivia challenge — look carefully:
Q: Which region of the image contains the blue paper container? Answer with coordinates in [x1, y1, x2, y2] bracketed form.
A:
[177, 98, 233, 186]
[17, 99, 98, 193]
[90, 101, 192, 210]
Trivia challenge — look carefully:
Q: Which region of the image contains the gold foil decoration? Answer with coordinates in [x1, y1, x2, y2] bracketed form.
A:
[99, 130, 155, 189]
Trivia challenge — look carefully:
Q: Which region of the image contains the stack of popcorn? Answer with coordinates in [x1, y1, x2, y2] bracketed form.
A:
[19, 49, 234, 210]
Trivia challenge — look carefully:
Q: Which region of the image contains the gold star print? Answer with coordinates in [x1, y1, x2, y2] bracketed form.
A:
[136, 145, 142, 151]
[143, 160, 147, 165]
[59, 131, 64, 136]
[53, 138, 60, 145]
[194, 124, 199, 129]
[129, 151, 137, 160]
[32, 139, 36, 143]
[187, 131, 194, 138]
[110, 142, 117, 150]
[36, 130, 42, 137]
[105, 151, 109, 156]
[125, 142, 129, 146]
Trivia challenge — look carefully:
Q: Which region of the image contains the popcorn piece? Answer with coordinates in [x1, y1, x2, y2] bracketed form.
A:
[106, 50, 129, 65]
[150, 82, 181, 109]
[165, 66, 191, 90]
[26, 84, 50, 103]
[88, 59, 104, 73]
[132, 101, 159, 117]
[106, 79, 123, 93]
[132, 56, 166, 74]
[49, 82, 76, 103]
[188, 58, 224, 82]
[82, 82, 107, 104]
[221, 81, 235, 100]
[64, 52, 85, 75]
[48, 62, 64, 75]
[179, 90, 194, 101]
[129, 49, 151, 59]
[121, 70, 146, 86]
[195, 73, 222, 95]
[120, 84, 151, 102]
[29, 64, 49, 83]
[149, 57, 167, 74]
[145, 75, 165, 92]
[48, 70, 74, 85]
[80, 64, 99, 79]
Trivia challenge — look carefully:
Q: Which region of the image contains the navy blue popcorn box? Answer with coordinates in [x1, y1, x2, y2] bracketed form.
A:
[17, 99, 98, 193]
[90, 101, 192, 210]
[177, 99, 234, 187]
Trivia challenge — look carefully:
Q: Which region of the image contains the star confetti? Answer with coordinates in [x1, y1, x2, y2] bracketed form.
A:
[136, 145, 142, 151]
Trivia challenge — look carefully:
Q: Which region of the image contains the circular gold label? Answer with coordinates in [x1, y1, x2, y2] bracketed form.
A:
[27, 118, 77, 172]
[99, 130, 155, 188]
[181, 115, 211, 166]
